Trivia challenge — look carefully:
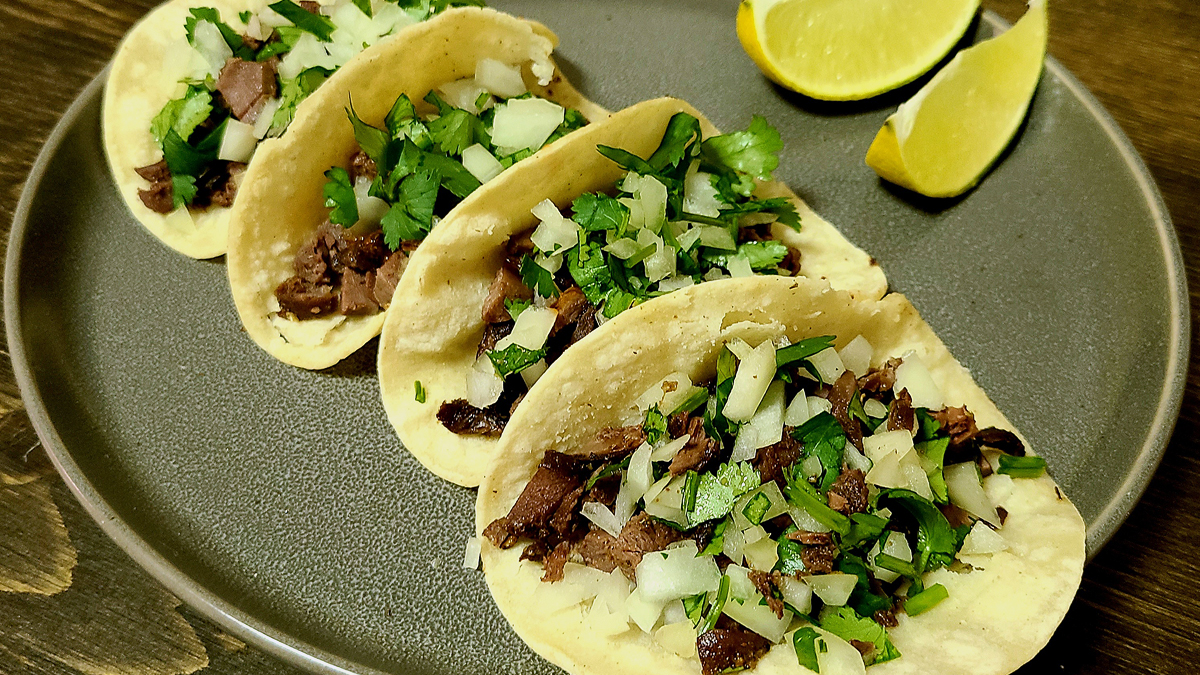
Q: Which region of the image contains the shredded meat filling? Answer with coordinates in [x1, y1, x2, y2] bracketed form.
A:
[697, 628, 771, 675]
[669, 414, 723, 476]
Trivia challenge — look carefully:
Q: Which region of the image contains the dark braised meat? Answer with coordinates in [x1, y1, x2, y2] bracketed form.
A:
[216, 58, 279, 122]
[580, 514, 685, 580]
[372, 251, 408, 309]
[299, 0, 321, 12]
[800, 541, 838, 574]
[786, 531, 833, 546]
[481, 266, 532, 323]
[858, 357, 902, 395]
[540, 542, 572, 582]
[874, 608, 898, 628]
[939, 502, 973, 528]
[850, 640, 875, 659]
[669, 414, 723, 476]
[965, 428, 1026, 456]
[826, 468, 869, 515]
[778, 244, 802, 275]
[549, 286, 589, 334]
[748, 570, 786, 618]
[697, 628, 771, 675]
[933, 406, 979, 448]
[578, 527, 621, 573]
[437, 398, 510, 438]
[504, 230, 535, 268]
[886, 389, 914, 433]
[275, 221, 411, 319]
[826, 370, 864, 450]
[192, 161, 246, 208]
[135, 160, 175, 214]
[349, 151, 377, 182]
[933, 405, 1026, 462]
[569, 304, 598, 344]
[750, 429, 800, 488]
[483, 450, 586, 549]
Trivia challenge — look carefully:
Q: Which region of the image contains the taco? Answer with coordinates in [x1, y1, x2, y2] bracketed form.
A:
[225, 7, 606, 369]
[475, 274, 1085, 675]
[378, 96, 888, 487]
[103, 0, 527, 259]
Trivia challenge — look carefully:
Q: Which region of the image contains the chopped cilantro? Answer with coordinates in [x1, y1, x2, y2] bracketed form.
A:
[272, 67, 332, 132]
[644, 406, 668, 445]
[819, 607, 902, 665]
[873, 552, 918, 578]
[385, 94, 418, 136]
[904, 583, 948, 616]
[346, 100, 391, 165]
[239, 10, 252, 22]
[351, 0, 372, 17]
[670, 387, 708, 416]
[595, 144, 657, 176]
[700, 115, 783, 180]
[741, 492, 772, 525]
[487, 343, 547, 378]
[647, 112, 702, 171]
[775, 527, 806, 575]
[185, 8, 253, 59]
[683, 592, 708, 626]
[171, 175, 198, 210]
[875, 488, 958, 572]
[418, 152, 481, 199]
[697, 574, 731, 634]
[720, 197, 801, 230]
[414, 381, 426, 403]
[687, 461, 759, 524]
[322, 167, 359, 226]
[504, 298, 531, 321]
[792, 627, 822, 672]
[842, 511, 889, 548]
[519, 256, 558, 297]
[428, 108, 475, 155]
[585, 456, 631, 490]
[700, 518, 728, 556]
[782, 467, 850, 535]
[381, 169, 440, 247]
[792, 412, 846, 491]
[269, 0, 336, 41]
[915, 408, 942, 441]
[917, 437, 950, 503]
[567, 241, 613, 303]
[572, 193, 629, 233]
[776, 335, 836, 368]
[150, 88, 213, 146]
[997, 455, 1047, 478]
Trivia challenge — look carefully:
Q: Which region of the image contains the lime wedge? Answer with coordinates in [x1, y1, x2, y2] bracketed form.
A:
[737, 0, 982, 101]
[866, 0, 1049, 198]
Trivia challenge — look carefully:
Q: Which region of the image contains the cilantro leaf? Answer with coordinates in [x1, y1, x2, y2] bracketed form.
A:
[171, 175, 198, 209]
[738, 240, 790, 270]
[776, 336, 836, 368]
[782, 467, 851, 535]
[916, 437, 950, 503]
[428, 108, 475, 155]
[162, 129, 206, 177]
[647, 112, 701, 172]
[687, 461, 759, 524]
[346, 100, 390, 165]
[257, 25, 304, 60]
[385, 94, 418, 137]
[700, 115, 783, 180]
[721, 197, 801, 230]
[185, 8, 253, 59]
[271, 66, 332, 133]
[792, 412, 846, 491]
[644, 406, 668, 445]
[351, 0, 372, 17]
[419, 152, 480, 199]
[792, 627, 822, 672]
[380, 170, 440, 248]
[567, 241, 612, 303]
[600, 288, 637, 318]
[572, 193, 629, 233]
[776, 526, 806, 576]
[700, 518, 728, 557]
[487, 344, 546, 378]
[819, 607, 902, 665]
[150, 88, 214, 146]
[874, 488, 958, 572]
[322, 167, 358, 226]
[519, 256, 558, 297]
[596, 144, 657, 176]
[671, 388, 708, 416]
[423, 90, 454, 116]
[269, 0, 335, 41]
[504, 298, 531, 321]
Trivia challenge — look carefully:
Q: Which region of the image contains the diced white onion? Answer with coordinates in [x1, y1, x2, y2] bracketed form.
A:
[864, 450, 905, 488]
[683, 167, 723, 217]
[801, 455, 824, 480]
[725, 337, 754, 361]
[462, 536, 481, 569]
[676, 224, 703, 251]
[902, 455, 934, 500]
[465, 354, 504, 407]
[353, 176, 389, 226]
[252, 97, 281, 139]
[368, 2, 415, 38]
[494, 306, 557, 351]
[945, 462, 1000, 525]
[813, 628, 868, 675]
[531, 57, 554, 86]
[787, 506, 831, 534]
[650, 436, 689, 463]
[475, 58, 527, 98]
[462, 143, 504, 183]
[625, 587, 667, 633]
[644, 475, 687, 526]
[698, 226, 737, 250]
[863, 398, 889, 419]
[731, 380, 786, 461]
[638, 228, 675, 282]
[635, 541, 722, 603]
[868, 531, 912, 583]
[519, 358, 548, 388]
[863, 430, 914, 463]
[329, 2, 377, 46]
[603, 238, 641, 260]
[191, 21, 233, 79]
[808, 347, 846, 384]
[726, 255, 754, 278]
[534, 252, 562, 275]
[838, 335, 874, 377]
[723, 594, 792, 643]
[657, 275, 694, 292]
[279, 33, 337, 79]
[804, 573, 857, 606]
[843, 444, 873, 474]
[808, 397, 833, 416]
[742, 536, 779, 572]
[783, 391, 811, 427]
[778, 576, 812, 615]
[582, 502, 623, 538]
[437, 77, 489, 115]
[530, 199, 580, 255]
[491, 98, 565, 152]
[722, 522, 745, 564]
[960, 521, 1009, 554]
[723, 339, 777, 422]
[725, 565, 756, 600]
[894, 352, 944, 409]
[627, 442, 654, 498]
[732, 483, 790, 531]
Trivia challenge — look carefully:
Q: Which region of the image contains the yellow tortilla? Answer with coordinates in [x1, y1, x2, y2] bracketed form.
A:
[104, 0, 263, 260]
[476, 274, 1085, 675]
[226, 7, 607, 370]
[379, 97, 888, 487]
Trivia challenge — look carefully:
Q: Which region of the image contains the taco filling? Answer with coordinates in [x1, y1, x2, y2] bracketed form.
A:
[438, 113, 808, 436]
[271, 82, 587, 321]
[483, 335, 1049, 675]
[136, 0, 482, 216]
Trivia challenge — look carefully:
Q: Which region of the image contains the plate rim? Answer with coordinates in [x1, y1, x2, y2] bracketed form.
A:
[4, 10, 1188, 675]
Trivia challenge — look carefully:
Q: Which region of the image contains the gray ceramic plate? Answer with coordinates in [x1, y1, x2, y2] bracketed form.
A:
[5, 2, 1188, 674]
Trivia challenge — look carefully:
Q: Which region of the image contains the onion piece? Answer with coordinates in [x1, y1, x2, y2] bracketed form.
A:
[465, 354, 503, 407]
[723, 594, 792, 643]
[657, 275, 694, 292]
[894, 352, 944, 409]
[742, 536, 779, 572]
[635, 541, 722, 603]
[722, 339, 777, 422]
[804, 573, 857, 606]
[838, 335, 874, 377]
[863, 429, 914, 462]
[603, 237, 641, 260]
[863, 398, 889, 418]
[783, 390, 811, 427]
[462, 536, 481, 570]
[654, 622, 697, 657]
[731, 481, 789, 530]
[519, 358, 548, 388]
[807, 347, 846, 384]
[462, 143, 504, 183]
[191, 20, 233, 79]
[650, 436, 689, 463]
[627, 443, 654, 497]
[253, 97, 281, 139]
[732, 379, 787, 461]
[698, 226, 737, 250]
[945, 462, 1000, 525]
[494, 306, 557, 351]
[582, 502, 623, 538]
[842, 444, 873, 474]
[726, 255, 754, 278]
[867, 531, 912, 583]
[813, 628, 867, 675]
[475, 58, 527, 97]
[437, 77, 489, 114]
[778, 576, 812, 615]
[625, 587, 667, 633]
[787, 506, 831, 533]
[353, 177, 389, 226]
[491, 98, 564, 152]
[683, 167, 722, 217]
[530, 198, 580, 255]
[984, 473, 1016, 508]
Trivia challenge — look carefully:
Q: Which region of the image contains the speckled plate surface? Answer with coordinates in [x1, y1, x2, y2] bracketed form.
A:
[5, 2, 1187, 674]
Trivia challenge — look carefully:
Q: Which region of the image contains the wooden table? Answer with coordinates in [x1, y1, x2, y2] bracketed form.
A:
[0, 1, 1196, 673]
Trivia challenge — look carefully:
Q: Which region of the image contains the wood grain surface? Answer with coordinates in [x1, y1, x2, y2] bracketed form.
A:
[1, 0, 1198, 673]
